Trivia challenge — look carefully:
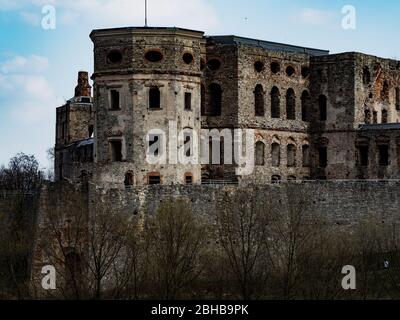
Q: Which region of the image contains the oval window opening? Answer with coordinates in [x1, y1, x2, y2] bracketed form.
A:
[145, 50, 163, 62]
[254, 61, 264, 73]
[183, 53, 194, 64]
[207, 59, 221, 71]
[271, 62, 280, 74]
[107, 50, 123, 64]
[286, 66, 295, 77]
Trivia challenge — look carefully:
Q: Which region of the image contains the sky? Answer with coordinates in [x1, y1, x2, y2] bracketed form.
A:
[0, 0, 399, 170]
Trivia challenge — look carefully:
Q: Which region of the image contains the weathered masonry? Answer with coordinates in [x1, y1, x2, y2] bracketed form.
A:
[55, 27, 400, 188]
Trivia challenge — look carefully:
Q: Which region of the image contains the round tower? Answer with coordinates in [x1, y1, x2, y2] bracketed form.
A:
[90, 27, 205, 187]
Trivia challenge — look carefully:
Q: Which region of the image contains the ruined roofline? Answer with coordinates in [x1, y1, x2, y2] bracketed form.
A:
[205, 35, 330, 56]
[90, 26, 205, 39]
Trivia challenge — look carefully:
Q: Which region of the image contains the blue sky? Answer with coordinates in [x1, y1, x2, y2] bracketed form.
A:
[1, 0, 399, 169]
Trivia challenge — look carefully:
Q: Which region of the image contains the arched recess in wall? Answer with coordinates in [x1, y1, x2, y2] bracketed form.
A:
[301, 90, 310, 122]
[286, 88, 296, 120]
[271, 86, 280, 118]
[255, 141, 265, 166]
[208, 83, 222, 116]
[302, 144, 310, 167]
[396, 87, 400, 110]
[254, 84, 265, 116]
[287, 139, 296, 167]
[381, 81, 389, 101]
[271, 142, 281, 167]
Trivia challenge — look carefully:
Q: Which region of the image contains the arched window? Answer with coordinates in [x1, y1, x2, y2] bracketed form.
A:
[396, 88, 400, 110]
[382, 109, 388, 124]
[208, 83, 222, 116]
[286, 88, 296, 120]
[271, 143, 281, 167]
[185, 173, 193, 184]
[255, 141, 265, 166]
[287, 144, 296, 167]
[201, 84, 206, 115]
[271, 86, 280, 118]
[301, 91, 310, 122]
[319, 94, 327, 121]
[254, 84, 265, 116]
[149, 87, 161, 109]
[124, 172, 134, 188]
[302, 145, 310, 167]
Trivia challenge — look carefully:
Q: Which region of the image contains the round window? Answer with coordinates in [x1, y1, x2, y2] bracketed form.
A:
[145, 50, 163, 62]
[254, 61, 264, 73]
[286, 66, 295, 77]
[183, 52, 194, 64]
[271, 62, 280, 74]
[107, 50, 123, 64]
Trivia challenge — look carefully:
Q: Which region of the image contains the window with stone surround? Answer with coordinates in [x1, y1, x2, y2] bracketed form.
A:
[301, 90, 310, 122]
[149, 87, 161, 109]
[208, 83, 222, 116]
[271, 86, 280, 118]
[271, 143, 281, 167]
[286, 88, 296, 120]
[319, 95, 327, 121]
[254, 84, 265, 116]
[255, 141, 265, 166]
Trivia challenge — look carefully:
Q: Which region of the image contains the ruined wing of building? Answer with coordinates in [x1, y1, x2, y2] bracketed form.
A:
[54, 26, 400, 189]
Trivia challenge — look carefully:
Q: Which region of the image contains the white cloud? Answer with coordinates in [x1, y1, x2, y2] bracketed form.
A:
[297, 8, 335, 26]
[0, 0, 218, 30]
[20, 10, 41, 26]
[0, 54, 49, 74]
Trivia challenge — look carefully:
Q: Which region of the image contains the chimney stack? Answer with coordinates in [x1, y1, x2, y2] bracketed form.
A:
[74, 71, 92, 97]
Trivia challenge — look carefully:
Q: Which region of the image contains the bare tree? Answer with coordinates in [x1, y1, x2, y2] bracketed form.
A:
[215, 188, 271, 300]
[145, 199, 207, 299]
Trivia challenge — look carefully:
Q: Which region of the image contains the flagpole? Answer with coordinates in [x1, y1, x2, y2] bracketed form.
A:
[145, 0, 148, 27]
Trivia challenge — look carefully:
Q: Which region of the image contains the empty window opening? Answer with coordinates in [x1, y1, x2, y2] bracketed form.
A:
[358, 146, 369, 167]
[254, 84, 265, 116]
[110, 90, 120, 110]
[286, 65, 295, 77]
[254, 61, 264, 73]
[124, 172, 134, 188]
[208, 83, 222, 116]
[301, 91, 310, 122]
[149, 87, 161, 109]
[201, 84, 206, 115]
[364, 110, 371, 124]
[183, 52, 194, 64]
[288, 176, 297, 181]
[382, 109, 388, 124]
[272, 143, 281, 167]
[148, 173, 161, 185]
[381, 81, 389, 101]
[301, 66, 310, 78]
[373, 111, 378, 124]
[149, 134, 161, 157]
[378, 145, 389, 166]
[363, 67, 371, 85]
[319, 95, 327, 121]
[145, 50, 163, 62]
[200, 59, 206, 71]
[184, 92, 192, 110]
[302, 145, 310, 167]
[318, 147, 328, 168]
[271, 62, 280, 74]
[185, 173, 193, 185]
[207, 59, 221, 71]
[286, 88, 296, 120]
[255, 141, 265, 166]
[110, 140, 123, 162]
[287, 144, 296, 167]
[107, 50, 123, 64]
[88, 125, 94, 138]
[271, 175, 281, 183]
[271, 86, 280, 118]
[396, 88, 400, 110]
[184, 133, 192, 157]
